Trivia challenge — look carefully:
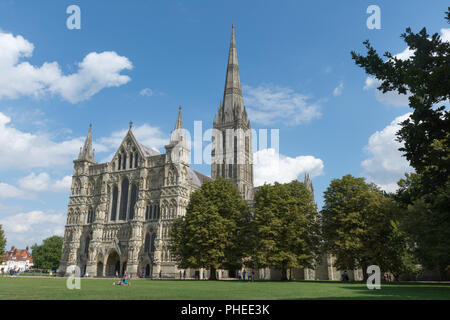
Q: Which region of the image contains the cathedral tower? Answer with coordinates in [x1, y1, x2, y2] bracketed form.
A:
[211, 25, 254, 200]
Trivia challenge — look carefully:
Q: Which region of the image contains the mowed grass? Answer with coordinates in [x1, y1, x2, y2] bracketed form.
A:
[0, 277, 449, 300]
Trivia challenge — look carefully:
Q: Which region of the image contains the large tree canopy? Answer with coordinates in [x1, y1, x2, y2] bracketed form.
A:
[321, 175, 410, 279]
[351, 8, 450, 193]
[352, 7, 450, 279]
[170, 178, 250, 280]
[251, 180, 320, 280]
[31, 236, 63, 270]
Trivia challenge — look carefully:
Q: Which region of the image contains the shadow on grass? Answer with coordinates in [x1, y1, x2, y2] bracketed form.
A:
[294, 283, 450, 300]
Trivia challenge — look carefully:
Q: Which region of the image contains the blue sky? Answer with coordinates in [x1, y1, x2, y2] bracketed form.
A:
[0, 0, 449, 249]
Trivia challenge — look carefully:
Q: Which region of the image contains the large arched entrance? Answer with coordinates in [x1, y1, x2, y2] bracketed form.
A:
[145, 264, 151, 278]
[106, 251, 120, 277]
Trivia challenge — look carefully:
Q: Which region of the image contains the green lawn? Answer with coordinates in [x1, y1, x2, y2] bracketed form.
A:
[0, 277, 449, 300]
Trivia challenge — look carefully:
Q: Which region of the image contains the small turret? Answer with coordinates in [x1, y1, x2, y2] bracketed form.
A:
[175, 105, 183, 130]
[166, 106, 190, 164]
[78, 124, 95, 162]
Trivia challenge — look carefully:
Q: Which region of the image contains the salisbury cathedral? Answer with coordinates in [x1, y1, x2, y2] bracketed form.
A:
[59, 26, 362, 281]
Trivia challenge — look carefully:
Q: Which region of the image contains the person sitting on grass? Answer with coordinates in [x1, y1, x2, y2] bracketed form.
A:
[341, 271, 349, 282]
[113, 276, 130, 286]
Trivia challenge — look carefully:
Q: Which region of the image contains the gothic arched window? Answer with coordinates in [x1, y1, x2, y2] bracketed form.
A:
[84, 237, 90, 255]
[170, 202, 176, 218]
[134, 154, 139, 168]
[118, 154, 122, 171]
[110, 186, 118, 221]
[129, 184, 138, 220]
[119, 179, 129, 220]
[87, 207, 94, 224]
[245, 136, 249, 154]
[129, 153, 134, 169]
[88, 179, 95, 196]
[144, 233, 150, 253]
[73, 178, 81, 195]
[168, 172, 173, 185]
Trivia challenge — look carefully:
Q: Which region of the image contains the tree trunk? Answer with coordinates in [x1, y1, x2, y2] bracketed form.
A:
[361, 264, 369, 282]
[209, 267, 217, 280]
[281, 265, 288, 281]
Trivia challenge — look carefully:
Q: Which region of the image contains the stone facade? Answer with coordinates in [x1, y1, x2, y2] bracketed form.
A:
[59, 109, 211, 278]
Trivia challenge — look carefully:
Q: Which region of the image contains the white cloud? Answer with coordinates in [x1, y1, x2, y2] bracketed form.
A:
[441, 28, 450, 42]
[53, 176, 72, 192]
[0, 210, 65, 248]
[253, 148, 324, 186]
[0, 112, 169, 171]
[394, 47, 415, 60]
[0, 183, 24, 200]
[0, 31, 132, 103]
[333, 82, 344, 96]
[18, 173, 71, 193]
[18, 173, 50, 192]
[243, 84, 322, 125]
[0, 112, 84, 170]
[139, 88, 154, 96]
[361, 113, 414, 192]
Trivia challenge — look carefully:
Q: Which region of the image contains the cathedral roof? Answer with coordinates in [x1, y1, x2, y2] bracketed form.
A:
[139, 143, 161, 157]
[188, 168, 212, 187]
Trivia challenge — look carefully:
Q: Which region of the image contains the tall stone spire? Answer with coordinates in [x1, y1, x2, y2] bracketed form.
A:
[223, 24, 242, 102]
[78, 124, 94, 162]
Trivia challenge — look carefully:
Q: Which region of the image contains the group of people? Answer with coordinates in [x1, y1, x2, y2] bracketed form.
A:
[113, 272, 131, 286]
[1, 267, 21, 277]
[237, 269, 254, 281]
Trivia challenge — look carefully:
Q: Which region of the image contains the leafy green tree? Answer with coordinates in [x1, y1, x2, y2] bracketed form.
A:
[352, 7, 450, 279]
[321, 175, 409, 280]
[31, 236, 63, 270]
[251, 180, 320, 280]
[0, 225, 6, 263]
[351, 8, 450, 193]
[395, 173, 450, 279]
[170, 178, 250, 280]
